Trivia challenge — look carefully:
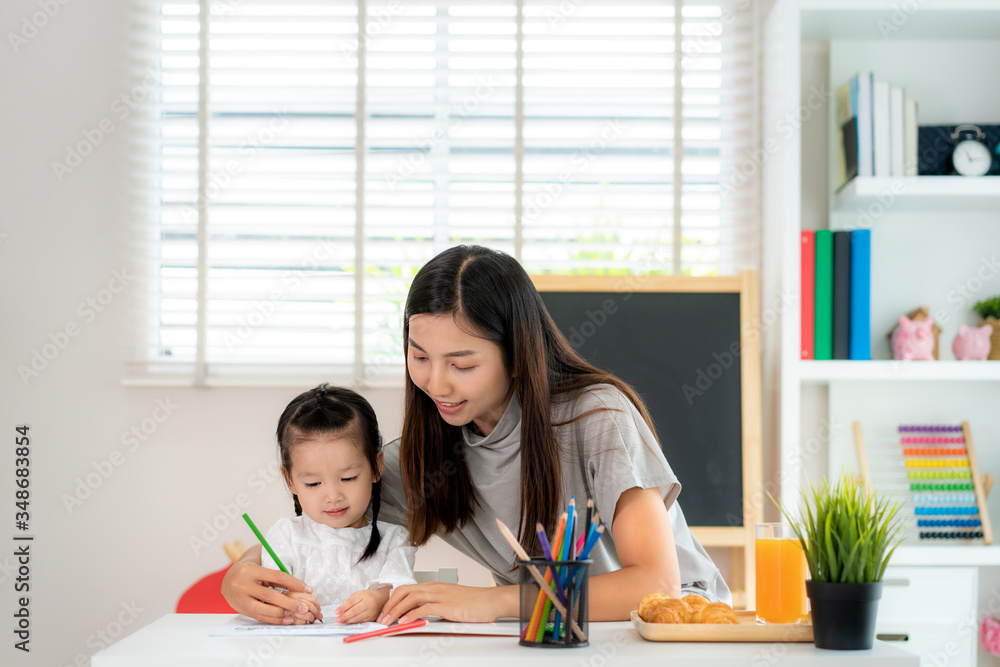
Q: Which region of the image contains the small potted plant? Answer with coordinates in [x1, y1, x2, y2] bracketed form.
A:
[973, 295, 1000, 361]
[773, 470, 905, 650]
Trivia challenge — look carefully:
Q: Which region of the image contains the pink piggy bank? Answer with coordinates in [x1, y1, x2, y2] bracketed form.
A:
[891, 315, 936, 361]
[952, 324, 993, 361]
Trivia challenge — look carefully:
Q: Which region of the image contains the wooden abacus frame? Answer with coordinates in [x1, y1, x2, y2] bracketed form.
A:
[854, 420, 993, 545]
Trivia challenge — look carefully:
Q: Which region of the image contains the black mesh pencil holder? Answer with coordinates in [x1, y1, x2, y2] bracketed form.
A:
[517, 558, 590, 648]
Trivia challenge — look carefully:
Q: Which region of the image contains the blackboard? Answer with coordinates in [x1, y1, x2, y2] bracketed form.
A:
[532, 273, 762, 543]
[539, 290, 744, 527]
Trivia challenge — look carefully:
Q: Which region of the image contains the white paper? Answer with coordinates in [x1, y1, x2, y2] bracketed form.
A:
[210, 616, 523, 638]
[210, 615, 385, 637]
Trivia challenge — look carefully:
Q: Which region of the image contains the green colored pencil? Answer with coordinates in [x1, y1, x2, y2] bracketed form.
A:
[242, 512, 288, 574]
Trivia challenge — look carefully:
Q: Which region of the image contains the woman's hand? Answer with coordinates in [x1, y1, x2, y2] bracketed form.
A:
[376, 582, 517, 626]
[335, 587, 392, 624]
[221, 544, 323, 624]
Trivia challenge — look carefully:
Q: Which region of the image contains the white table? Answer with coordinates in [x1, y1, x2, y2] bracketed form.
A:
[92, 614, 921, 667]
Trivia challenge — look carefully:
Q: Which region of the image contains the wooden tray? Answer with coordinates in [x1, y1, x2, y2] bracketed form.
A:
[631, 610, 814, 642]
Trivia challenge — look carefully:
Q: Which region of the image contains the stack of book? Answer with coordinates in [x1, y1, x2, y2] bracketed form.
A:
[801, 229, 871, 361]
[836, 73, 918, 188]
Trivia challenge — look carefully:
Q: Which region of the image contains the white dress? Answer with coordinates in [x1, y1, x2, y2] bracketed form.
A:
[261, 516, 416, 610]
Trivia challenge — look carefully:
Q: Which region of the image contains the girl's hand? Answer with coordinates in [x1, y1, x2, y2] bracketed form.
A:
[286, 591, 323, 624]
[335, 587, 392, 624]
[221, 544, 323, 625]
[376, 583, 516, 626]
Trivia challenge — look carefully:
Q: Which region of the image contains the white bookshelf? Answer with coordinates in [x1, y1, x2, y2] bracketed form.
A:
[832, 177, 1000, 213]
[764, 3, 1000, 664]
[799, 360, 1000, 383]
[765, 0, 1000, 508]
[798, 0, 1000, 41]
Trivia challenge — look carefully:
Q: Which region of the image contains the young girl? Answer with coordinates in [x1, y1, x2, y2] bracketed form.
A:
[261, 384, 416, 624]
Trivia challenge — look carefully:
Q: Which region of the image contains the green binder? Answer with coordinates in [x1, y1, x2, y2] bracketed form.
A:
[814, 230, 833, 360]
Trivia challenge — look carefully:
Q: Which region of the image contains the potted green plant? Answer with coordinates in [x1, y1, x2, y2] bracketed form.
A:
[973, 295, 1000, 361]
[772, 470, 905, 650]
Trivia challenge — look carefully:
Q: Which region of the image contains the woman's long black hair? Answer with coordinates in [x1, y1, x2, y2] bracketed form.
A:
[276, 384, 384, 562]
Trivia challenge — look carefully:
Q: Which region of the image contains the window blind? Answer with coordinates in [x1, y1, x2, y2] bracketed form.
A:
[127, 0, 758, 386]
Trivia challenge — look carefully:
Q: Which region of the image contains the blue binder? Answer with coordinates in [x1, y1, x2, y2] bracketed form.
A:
[850, 229, 871, 360]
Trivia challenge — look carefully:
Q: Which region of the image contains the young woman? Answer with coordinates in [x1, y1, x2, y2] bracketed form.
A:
[223, 245, 728, 625]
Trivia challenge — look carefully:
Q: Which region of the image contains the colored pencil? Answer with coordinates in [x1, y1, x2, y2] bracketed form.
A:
[579, 523, 605, 560]
[552, 512, 567, 557]
[563, 497, 576, 560]
[584, 510, 600, 551]
[342, 618, 429, 643]
[575, 501, 596, 555]
[536, 522, 554, 560]
[242, 513, 288, 574]
[495, 518, 586, 641]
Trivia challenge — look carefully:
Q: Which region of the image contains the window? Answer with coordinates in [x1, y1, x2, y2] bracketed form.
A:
[128, 0, 758, 385]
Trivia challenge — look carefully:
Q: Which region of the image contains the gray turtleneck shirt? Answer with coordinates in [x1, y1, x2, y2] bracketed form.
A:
[378, 385, 731, 604]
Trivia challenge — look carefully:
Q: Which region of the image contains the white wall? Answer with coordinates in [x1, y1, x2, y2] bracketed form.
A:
[797, 41, 833, 490]
[0, 3, 492, 665]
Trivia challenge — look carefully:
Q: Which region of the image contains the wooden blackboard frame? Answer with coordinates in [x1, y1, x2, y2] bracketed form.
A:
[531, 271, 762, 608]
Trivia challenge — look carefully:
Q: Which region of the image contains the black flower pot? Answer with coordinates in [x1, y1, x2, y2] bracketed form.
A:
[806, 580, 883, 650]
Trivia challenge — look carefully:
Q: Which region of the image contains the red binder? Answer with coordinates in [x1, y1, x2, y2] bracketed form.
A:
[800, 230, 815, 360]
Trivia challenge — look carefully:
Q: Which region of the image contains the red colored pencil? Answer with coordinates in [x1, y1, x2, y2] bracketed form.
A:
[342, 618, 429, 643]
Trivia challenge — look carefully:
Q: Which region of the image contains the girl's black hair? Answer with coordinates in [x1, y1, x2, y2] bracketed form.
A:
[276, 384, 384, 562]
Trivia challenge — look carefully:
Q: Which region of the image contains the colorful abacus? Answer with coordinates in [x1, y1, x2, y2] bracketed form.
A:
[853, 421, 993, 545]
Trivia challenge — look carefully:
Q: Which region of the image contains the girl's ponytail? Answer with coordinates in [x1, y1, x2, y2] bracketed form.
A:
[361, 478, 382, 561]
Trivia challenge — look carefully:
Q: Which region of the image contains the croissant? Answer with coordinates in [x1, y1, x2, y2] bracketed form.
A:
[647, 598, 694, 624]
[692, 601, 740, 624]
[637, 593, 673, 622]
[638, 592, 740, 624]
[682, 594, 709, 612]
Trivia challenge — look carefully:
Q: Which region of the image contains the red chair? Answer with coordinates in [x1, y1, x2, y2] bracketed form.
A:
[175, 541, 244, 614]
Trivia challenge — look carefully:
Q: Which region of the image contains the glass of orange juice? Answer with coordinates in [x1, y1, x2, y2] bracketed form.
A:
[755, 523, 808, 624]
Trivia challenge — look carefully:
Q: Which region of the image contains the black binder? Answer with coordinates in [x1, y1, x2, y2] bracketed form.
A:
[832, 231, 852, 360]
